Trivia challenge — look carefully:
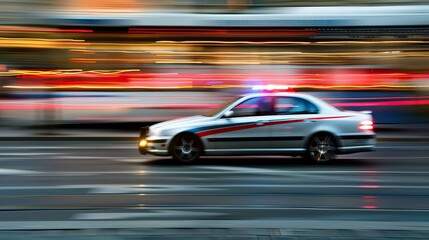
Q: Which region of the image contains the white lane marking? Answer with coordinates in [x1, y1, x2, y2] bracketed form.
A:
[1, 220, 429, 231]
[0, 168, 39, 175]
[193, 165, 344, 180]
[0, 153, 61, 156]
[73, 210, 225, 220]
[193, 165, 412, 182]
[112, 158, 155, 163]
[89, 185, 220, 194]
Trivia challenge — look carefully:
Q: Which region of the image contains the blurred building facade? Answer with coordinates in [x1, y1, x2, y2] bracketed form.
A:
[0, 0, 428, 124]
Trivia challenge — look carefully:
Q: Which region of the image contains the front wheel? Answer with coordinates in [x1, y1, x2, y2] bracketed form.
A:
[306, 133, 337, 163]
[170, 133, 202, 163]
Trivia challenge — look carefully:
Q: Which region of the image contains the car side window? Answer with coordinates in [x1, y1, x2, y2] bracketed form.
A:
[275, 97, 319, 115]
[229, 97, 273, 118]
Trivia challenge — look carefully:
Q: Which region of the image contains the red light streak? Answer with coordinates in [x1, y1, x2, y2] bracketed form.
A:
[0, 104, 219, 111]
[75, 116, 184, 121]
[128, 28, 318, 36]
[362, 196, 378, 209]
[362, 205, 378, 209]
[8, 69, 429, 93]
[333, 100, 429, 107]
[360, 185, 380, 189]
[363, 196, 377, 203]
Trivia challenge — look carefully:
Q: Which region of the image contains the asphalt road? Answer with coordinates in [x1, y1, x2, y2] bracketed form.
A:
[0, 139, 428, 238]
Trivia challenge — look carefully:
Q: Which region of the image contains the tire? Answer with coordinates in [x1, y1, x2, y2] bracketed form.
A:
[306, 133, 337, 163]
[170, 133, 202, 163]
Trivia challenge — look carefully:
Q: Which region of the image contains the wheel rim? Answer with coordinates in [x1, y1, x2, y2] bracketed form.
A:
[173, 135, 200, 162]
[308, 134, 336, 162]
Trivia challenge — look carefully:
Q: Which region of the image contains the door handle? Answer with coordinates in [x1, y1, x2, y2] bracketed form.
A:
[256, 120, 267, 125]
[305, 119, 317, 123]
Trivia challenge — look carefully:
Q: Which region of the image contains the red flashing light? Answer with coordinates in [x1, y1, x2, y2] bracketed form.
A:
[252, 85, 293, 93]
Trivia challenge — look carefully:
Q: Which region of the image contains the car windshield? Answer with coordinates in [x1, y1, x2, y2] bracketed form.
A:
[203, 96, 242, 117]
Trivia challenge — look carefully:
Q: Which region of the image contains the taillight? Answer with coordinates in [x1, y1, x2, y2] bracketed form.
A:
[359, 120, 374, 130]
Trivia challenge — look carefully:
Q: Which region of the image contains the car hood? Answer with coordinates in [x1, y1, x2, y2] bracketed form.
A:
[150, 115, 212, 131]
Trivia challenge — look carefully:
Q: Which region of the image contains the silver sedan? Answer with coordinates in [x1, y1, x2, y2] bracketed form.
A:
[138, 92, 376, 163]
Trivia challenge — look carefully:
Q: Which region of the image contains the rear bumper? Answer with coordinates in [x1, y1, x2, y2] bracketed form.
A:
[338, 134, 376, 154]
[337, 145, 375, 154]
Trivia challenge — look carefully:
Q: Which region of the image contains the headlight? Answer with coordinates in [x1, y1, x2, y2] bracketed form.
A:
[138, 139, 147, 147]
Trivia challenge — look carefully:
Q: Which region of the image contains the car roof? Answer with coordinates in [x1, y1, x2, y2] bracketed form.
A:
[240, 92, 312, 99]
[237, 92, 340, 114]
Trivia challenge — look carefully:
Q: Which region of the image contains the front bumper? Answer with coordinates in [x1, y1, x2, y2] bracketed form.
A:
[138, 127, 169, 156]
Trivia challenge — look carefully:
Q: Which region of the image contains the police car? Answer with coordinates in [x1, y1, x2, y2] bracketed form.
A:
[138, 89, 375, 163]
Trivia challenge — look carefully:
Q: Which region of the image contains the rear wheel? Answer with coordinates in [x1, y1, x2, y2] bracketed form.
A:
[306, 133, 337, 163]
[170, 133, 202, 163]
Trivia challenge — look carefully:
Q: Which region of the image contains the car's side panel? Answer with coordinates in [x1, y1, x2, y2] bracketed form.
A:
[269, 114, 322, 149]
[201, 115, 274, 150]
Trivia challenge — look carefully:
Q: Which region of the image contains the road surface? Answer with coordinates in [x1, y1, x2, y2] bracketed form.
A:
[0, 139, 428, 239]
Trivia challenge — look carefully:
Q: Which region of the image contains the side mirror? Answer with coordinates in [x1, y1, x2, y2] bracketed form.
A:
[223, 110, 234, 118]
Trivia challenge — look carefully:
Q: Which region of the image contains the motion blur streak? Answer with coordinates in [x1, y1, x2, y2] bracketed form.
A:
[362, 206, 378, 209]
[0, 99, 426, 112]
[0, 26, 93, 33]
[0, 0, 428, 239]
[3, 71, 429, 90]
[360, 185, 381, 189]
[334, 100, 429, 107]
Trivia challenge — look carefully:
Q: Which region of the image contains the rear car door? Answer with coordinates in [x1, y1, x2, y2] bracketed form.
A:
[269, 96, 320, 150]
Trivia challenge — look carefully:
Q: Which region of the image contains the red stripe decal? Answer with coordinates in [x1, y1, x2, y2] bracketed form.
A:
[197, 123, 257, 138]
[196, 116, 350, 138]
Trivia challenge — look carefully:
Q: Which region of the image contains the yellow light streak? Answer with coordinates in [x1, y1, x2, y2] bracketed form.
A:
[8, 69, 140, 76]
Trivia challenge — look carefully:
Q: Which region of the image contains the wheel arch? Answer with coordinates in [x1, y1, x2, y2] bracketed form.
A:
[304, 131, 342, 150]
[168, 131, 206, 155]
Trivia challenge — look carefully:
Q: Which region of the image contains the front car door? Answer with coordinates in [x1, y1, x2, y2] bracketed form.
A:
[203, 96, 275, 155]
